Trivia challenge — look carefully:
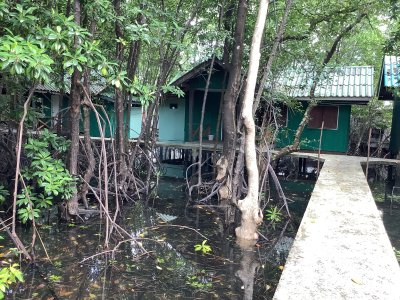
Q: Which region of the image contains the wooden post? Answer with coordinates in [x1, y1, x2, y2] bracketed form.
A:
[389, 96, 400, 158]
[317, 121, 324, 176]
[366, 127, 372, 179]
[188, 89, 194, 142]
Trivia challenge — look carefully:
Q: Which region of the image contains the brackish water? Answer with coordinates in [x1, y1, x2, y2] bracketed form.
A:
[365, 164, 400, 260]
[3, 176, 315, 299]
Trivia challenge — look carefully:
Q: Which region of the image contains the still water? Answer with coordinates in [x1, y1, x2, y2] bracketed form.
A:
[5, 175, 315, 299]
[365, 163, 400, 256]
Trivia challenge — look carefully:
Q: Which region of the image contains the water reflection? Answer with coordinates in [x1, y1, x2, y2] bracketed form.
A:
[5, 176, 316, 299]
[236, 240, 260, 300]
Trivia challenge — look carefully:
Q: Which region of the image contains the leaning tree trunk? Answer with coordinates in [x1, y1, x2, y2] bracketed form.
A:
[235, 0, 269, 242]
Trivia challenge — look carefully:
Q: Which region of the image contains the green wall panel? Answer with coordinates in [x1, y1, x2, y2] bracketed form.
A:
[277, 103, 351, 153]
[187, 71, 227, 90]
[185, 91, 222, 142]
[89, 102, 114, 138]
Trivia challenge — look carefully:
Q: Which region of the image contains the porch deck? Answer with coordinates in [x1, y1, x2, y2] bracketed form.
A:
[274, 154, 400, 300]
[82, 136, 223, 150]
[156, 140, 222, 150]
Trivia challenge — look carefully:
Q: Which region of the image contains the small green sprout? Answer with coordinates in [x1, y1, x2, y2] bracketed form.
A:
[194, 240, 212, 255]
[265, 205, 283, 228]
[48, 274, 62, 282]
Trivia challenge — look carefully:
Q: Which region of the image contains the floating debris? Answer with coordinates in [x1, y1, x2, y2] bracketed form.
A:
[156, 212, 178, 223]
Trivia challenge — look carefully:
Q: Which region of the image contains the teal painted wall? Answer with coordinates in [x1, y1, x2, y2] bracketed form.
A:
[159, 97, 186, 141]
[89, 104, 140, 139]
[129, 107, 142, 138]
[277, 103, 351, 153]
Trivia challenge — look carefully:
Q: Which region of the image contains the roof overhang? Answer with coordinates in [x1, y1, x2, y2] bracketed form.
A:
[171, 58, 226, 87]
[296, 97, 371, 105]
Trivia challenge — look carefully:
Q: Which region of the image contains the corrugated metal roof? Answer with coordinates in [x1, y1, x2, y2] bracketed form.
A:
[277, 65, 374, 101]
[36, 76, 107, 95]
[382, 56, 400, 87]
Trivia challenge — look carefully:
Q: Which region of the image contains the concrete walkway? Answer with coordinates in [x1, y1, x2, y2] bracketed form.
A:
[274, 154, 400, 300]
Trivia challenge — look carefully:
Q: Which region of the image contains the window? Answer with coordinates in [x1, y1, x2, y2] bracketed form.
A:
[308, 106, 338, 130]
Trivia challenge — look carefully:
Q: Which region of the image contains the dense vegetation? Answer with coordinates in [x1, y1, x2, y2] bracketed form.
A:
[0, 0, 398, 297]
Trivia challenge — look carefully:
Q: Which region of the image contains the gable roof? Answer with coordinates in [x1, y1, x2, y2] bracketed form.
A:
[277, 65, 374, 104]
[170, 58, 226, 87]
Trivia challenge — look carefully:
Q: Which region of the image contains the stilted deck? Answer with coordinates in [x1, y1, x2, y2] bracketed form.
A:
[156, 140, 222, 150]
[274, 154, 400, 300]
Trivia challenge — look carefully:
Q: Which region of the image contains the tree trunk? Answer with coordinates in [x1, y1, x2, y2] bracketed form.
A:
[114, 0, 126, 179]
[125, 10, 144, 149]
[216, 0, 248, 202]
[80, 101, 95, 209]
[235, 0, 269, 242]
[67, 0, 82, 216]
[221, 2, 235, 65]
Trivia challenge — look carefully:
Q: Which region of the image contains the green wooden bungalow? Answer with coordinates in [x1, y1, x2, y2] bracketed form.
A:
[34, 80, 142, 139]
[378, 56, 400, 157]
[160, 60, 374, 153]
[276, 66, 374, 153]
[160, 59, 227, 142]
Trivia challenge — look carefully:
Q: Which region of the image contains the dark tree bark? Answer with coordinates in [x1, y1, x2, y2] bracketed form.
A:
[67, 0, 82, 216]
[125, 20, 143, 145]
[79, 71, 95, 209]
[216, 0, 248, 202]
[221, 1, 236, 65]
[113, 0, 126, 178]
